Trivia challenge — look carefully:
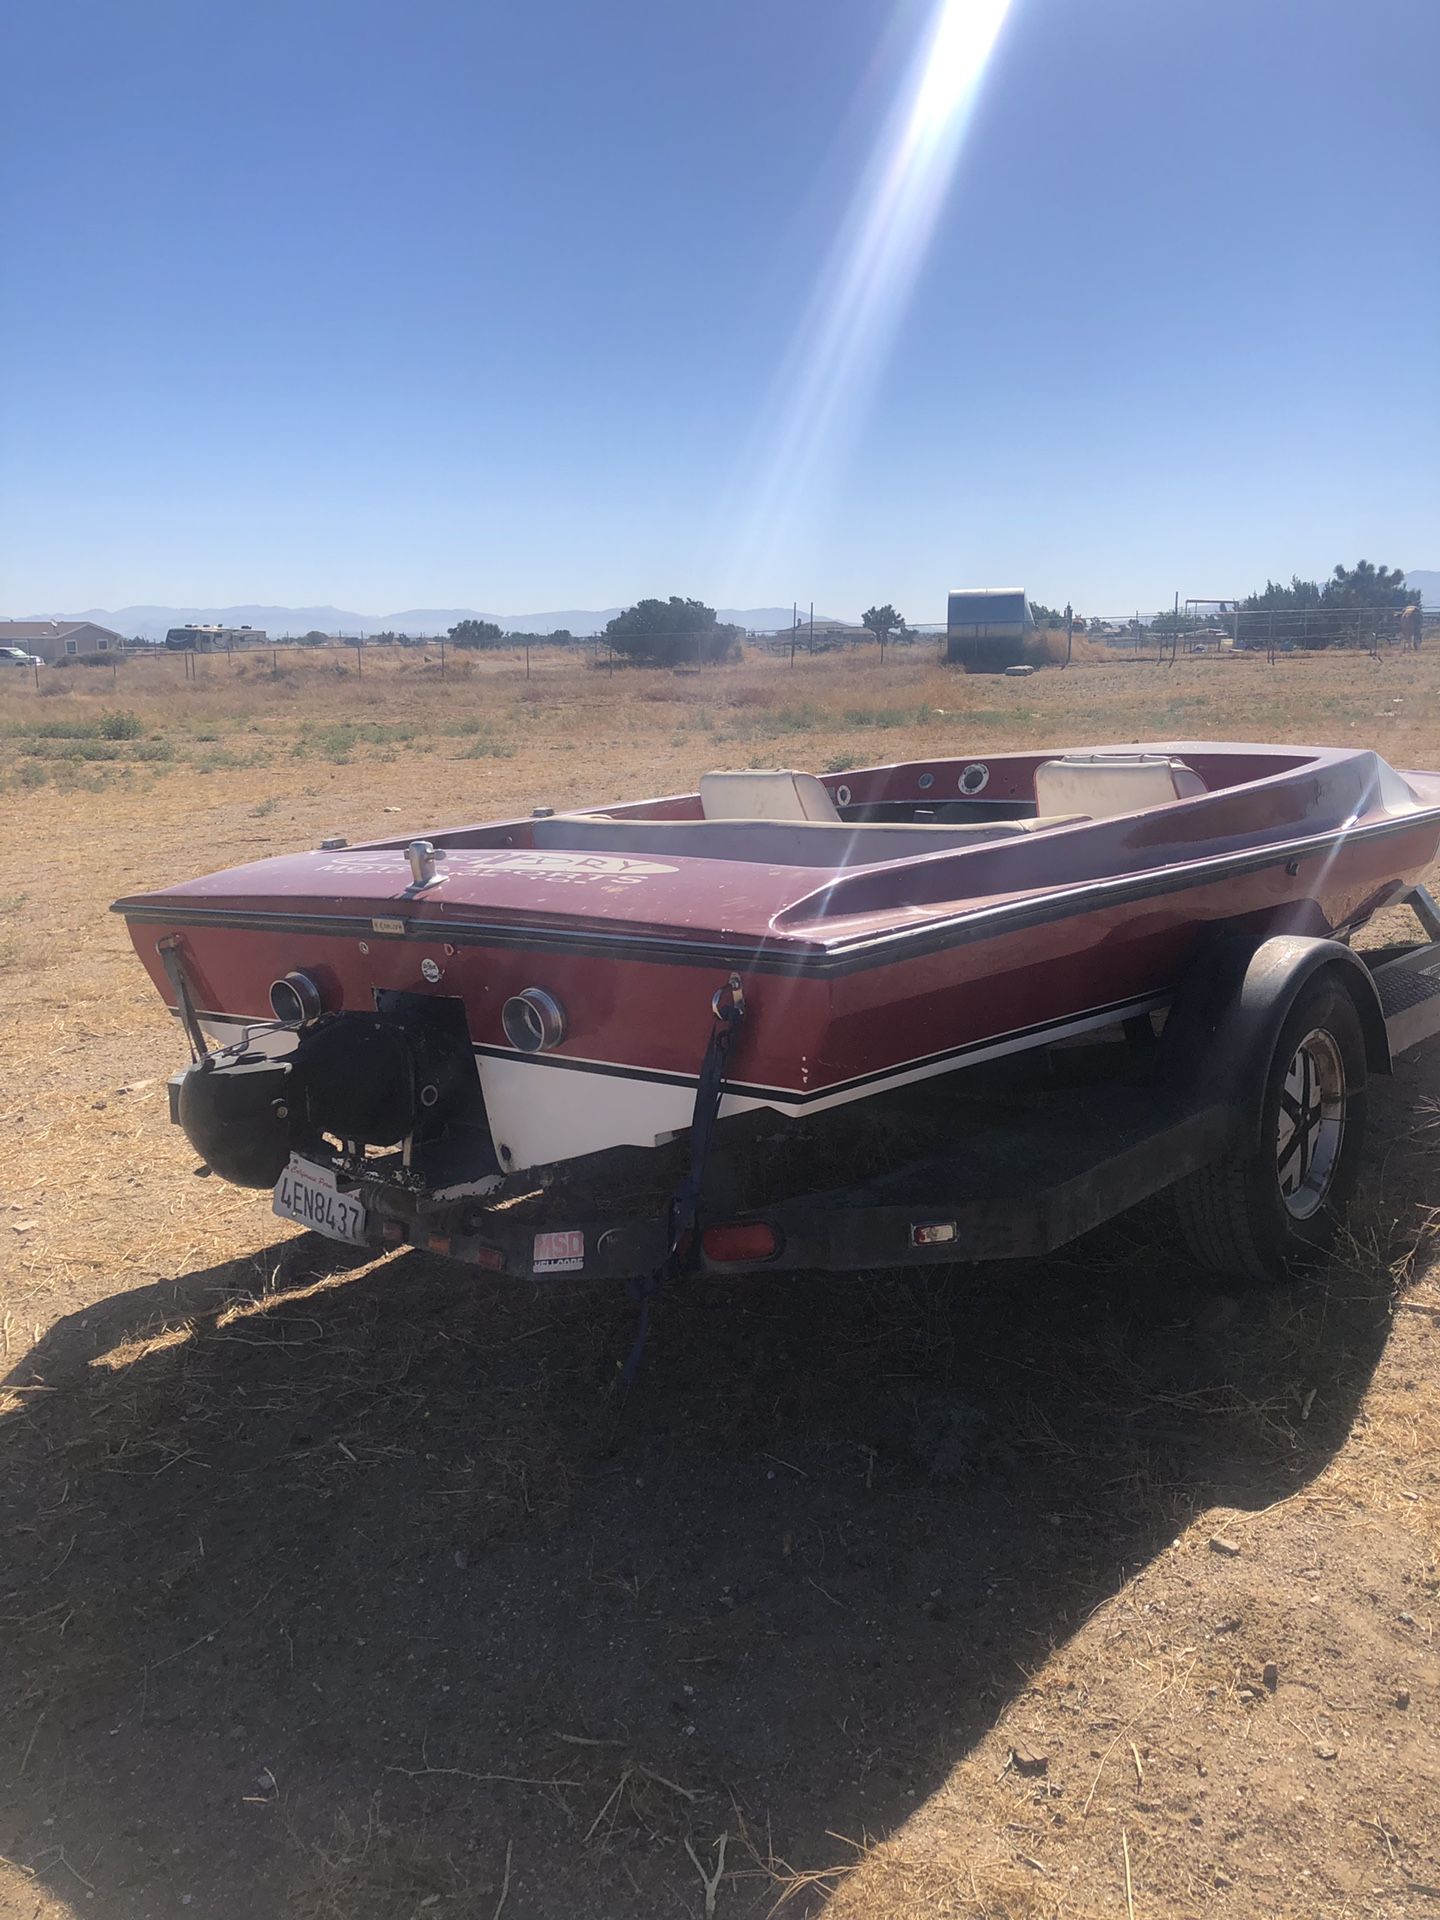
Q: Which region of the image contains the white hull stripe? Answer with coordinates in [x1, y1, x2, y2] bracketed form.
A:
[180, 987, 1168, 1108]
[473, 987, 1169, 1109]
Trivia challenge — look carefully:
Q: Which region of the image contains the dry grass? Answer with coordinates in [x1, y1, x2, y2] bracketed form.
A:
[1, 641, 1437, 1920]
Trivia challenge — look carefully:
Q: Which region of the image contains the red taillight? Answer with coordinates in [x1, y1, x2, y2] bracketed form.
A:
[702, 1222, 780, 1264]
[909, 1221, 958, 1246]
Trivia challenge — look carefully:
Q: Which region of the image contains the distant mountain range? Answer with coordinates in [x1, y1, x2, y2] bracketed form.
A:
[20, 576, 1435, 639]
[43, 604, 835, 642]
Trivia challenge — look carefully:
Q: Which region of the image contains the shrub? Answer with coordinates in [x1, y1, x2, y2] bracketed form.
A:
[840, 703, 937, 730]
[97, 709, 143, 740]
[604, 596, 743, 667]
[449, 619, 504, 650]
[22, 739, 122, 761]
[27, 717, 101, 739]
[462, 728, 514, 759]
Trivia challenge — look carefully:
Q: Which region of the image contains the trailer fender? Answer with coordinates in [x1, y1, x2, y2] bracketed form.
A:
[1162, 934, 1389, 1155]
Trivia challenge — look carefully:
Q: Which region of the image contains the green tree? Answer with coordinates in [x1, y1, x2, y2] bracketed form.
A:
[1243, 563, 1408, 613]
[861, 604, 903, 647]
[448, 618, 504, 650]
[1240, 561, 1410, 650]
[1323, 559, 1410, 609]
[603, 597, 741, 666]
[1029, 602, 1071, 628]
[1241, 576, 1325, 612]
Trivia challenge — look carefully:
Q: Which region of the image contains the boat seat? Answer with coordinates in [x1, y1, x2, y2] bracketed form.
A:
[700, 769, 840, 822]
[1033, 753, 1204, 819]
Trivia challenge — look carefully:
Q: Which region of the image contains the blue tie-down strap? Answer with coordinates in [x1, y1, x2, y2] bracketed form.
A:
[616, 974, 745, 1392]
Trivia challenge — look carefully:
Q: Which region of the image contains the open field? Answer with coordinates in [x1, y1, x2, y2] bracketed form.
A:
[2, 646, 1438, 1919]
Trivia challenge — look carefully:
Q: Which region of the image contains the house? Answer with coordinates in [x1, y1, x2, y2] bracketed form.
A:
[945, 588, 1035, 673]
[0, 619, 125, 664]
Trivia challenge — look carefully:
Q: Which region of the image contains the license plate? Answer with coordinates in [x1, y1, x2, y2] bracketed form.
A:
[273, 1154, 370, 1246]
[533, 1229, 584, 1274]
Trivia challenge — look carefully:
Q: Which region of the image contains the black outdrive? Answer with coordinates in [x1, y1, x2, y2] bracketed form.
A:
[174, 995, 486, 1189]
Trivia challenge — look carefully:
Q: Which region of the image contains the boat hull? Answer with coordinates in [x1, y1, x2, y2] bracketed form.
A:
[120, 802, 1440, 1169]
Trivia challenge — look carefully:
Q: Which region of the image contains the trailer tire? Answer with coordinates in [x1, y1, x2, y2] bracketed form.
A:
[1174, 976, 1367, 1286]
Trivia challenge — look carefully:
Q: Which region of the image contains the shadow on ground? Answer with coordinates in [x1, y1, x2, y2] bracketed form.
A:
[2, 1066, 1432, 1919]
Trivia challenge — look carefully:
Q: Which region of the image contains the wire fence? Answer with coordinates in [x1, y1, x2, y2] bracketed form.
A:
[7, 600, 1436, 692]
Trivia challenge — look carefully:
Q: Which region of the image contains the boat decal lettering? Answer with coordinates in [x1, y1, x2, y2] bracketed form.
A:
[320, 850, 677, 883]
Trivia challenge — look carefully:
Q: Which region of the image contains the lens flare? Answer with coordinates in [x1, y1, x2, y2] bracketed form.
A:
[720, 0, 1015, 595]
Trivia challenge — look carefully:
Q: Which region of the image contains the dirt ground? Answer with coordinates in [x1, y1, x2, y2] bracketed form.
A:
[1, 645, 1437, 1919]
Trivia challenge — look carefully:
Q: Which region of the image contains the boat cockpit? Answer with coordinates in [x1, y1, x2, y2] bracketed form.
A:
[524, 755, 1216, 870]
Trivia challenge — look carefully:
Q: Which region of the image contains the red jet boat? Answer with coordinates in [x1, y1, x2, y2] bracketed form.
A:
[114, 741, 1440, 1285]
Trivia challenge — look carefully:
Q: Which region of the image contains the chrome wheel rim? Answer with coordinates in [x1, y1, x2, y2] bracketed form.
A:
[1275, 1028, 1345, 1220]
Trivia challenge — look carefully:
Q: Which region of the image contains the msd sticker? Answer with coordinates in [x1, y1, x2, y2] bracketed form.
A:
[533, 1229, 584, 1274]
[484, 851, 676, 883]
[323, 850, 677, 886]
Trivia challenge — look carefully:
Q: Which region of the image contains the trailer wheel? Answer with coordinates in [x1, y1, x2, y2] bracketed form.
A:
[1174, 976, 1367, 1286]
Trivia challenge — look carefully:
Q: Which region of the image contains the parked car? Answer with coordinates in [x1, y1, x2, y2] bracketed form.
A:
[0, 645, 41, 668]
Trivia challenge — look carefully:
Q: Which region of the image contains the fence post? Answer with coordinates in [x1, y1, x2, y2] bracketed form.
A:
[356, 642, 362, 677]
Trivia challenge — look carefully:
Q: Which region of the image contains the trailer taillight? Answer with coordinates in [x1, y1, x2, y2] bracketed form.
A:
[702, 1222, 780, 1263]
[910, 1221, 958, 1246]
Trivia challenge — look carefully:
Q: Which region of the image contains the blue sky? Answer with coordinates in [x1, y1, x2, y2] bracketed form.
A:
[2, 0, 1436, 620]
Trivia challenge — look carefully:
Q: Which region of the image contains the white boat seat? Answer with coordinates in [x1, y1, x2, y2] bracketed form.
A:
[1033, 753, 1204, 819]
[700, 769, 840, 822]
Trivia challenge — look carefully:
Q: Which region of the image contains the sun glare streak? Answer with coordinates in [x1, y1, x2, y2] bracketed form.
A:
[720, 0, 1015, 595]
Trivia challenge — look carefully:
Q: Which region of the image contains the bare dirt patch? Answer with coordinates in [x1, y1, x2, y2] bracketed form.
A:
[2, 646, 1437, 1918]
